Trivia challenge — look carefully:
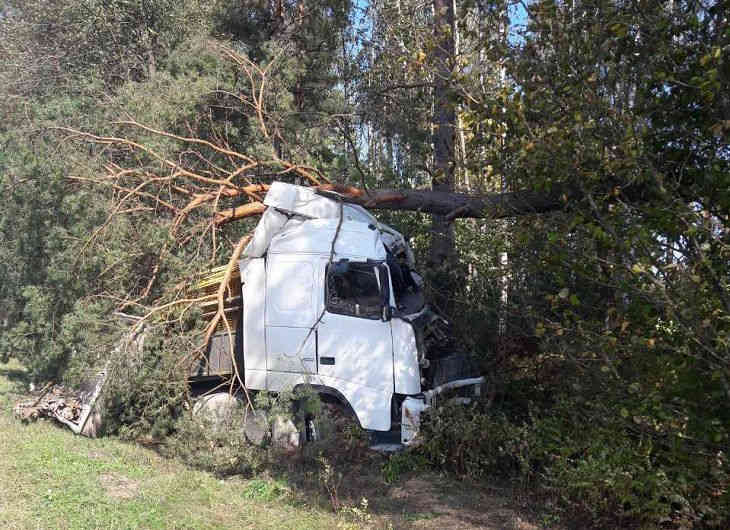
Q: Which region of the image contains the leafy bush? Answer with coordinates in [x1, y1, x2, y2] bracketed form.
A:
[418, 395, 730, 528]
[242, 478, 290, 501]
[419, 400, 536, 479]
[382, 452, 428, 484]
[164, 411, 265, 477]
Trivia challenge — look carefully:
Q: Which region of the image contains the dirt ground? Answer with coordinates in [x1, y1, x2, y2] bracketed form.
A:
[272, 447, 549, 530]
[383, 476, 538, 529]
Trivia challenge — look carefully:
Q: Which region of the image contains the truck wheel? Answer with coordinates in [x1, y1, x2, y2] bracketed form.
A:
[242, 410, 269, 446]
[193, 392, 270, 446]
[305, 416, 318, 442]
[192, 392, 243, 433]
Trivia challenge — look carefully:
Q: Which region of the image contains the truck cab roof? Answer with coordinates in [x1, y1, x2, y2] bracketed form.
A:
[269, 217, 386, 262]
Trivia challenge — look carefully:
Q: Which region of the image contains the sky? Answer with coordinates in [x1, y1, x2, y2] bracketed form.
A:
[508, 1, 530, 45]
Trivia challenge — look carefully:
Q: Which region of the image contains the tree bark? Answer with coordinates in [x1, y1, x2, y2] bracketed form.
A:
[431, 0, 457, 267]
[213, 184, 571, 226]
[317, 184, 568, 219]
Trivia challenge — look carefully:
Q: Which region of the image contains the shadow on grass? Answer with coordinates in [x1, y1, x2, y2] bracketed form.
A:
[0, 366, 30, 384]
[157, 400, 543, 529]
[0, 362, 31, 407]
[248, 444, 533, 530]
[160, 420, 536, 529]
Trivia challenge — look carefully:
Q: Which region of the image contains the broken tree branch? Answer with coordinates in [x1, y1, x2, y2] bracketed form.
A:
[200, 234, 254, 409]
[214, 201, 267, 226]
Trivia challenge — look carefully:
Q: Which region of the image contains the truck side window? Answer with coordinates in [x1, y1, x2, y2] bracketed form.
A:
[326, 262, 382, 319]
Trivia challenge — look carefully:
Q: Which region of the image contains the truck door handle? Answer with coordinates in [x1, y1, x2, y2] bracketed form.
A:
[320, 357, 335, 365]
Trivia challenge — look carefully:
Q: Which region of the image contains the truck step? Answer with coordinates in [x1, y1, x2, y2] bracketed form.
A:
[369, 429, 403, 452]
[369, 443, 404, 453]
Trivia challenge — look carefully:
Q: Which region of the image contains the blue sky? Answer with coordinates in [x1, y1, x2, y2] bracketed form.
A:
[508, 1, 530, 45]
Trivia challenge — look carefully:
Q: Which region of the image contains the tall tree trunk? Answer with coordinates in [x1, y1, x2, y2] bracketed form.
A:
[431, 0, 457, 267]
[430, 0, 458, 312]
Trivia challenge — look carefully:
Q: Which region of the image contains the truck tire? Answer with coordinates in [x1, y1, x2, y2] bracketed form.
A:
[242, 410, 269, 446]
[192, 392, 243, 433]
[307, 398, 366, 453]
[193, 392, 270, 446]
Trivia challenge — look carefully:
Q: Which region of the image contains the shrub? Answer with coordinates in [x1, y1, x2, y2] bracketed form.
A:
[102, 328, 188, 441]
[382, 452, 428, 484]
[418, 400, 536, 479]
[165, 410, 265, 477]
[418, 395, 730, 528]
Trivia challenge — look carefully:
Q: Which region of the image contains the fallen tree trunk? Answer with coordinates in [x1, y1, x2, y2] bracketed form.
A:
[317, 184, 570, 220]
[213, 183, 571, 225]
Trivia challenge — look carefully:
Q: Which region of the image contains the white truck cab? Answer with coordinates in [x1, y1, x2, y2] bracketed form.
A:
[197, 182, 483, 444]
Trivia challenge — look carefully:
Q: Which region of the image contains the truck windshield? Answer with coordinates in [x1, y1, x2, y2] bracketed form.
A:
[326, 262, 382, 319]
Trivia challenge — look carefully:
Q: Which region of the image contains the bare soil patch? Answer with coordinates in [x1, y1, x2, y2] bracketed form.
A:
[99, 473, 140, 500]
[381, 475, 540, 529]
[279, 447, 546, 530]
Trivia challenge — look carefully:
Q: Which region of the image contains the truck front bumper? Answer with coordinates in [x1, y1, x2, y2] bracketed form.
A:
[400, 376, 485, 445]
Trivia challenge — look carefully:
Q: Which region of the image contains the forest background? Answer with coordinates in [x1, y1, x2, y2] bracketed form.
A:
[0, 1, 727, 527]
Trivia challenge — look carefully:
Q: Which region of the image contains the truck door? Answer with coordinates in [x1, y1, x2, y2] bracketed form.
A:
[316, 260, 394, 392]
[265, 255, 318, 374]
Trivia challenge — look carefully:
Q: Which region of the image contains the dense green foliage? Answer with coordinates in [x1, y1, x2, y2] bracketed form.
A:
[411, 2, 729, 526]
[1, 1, 727, 527]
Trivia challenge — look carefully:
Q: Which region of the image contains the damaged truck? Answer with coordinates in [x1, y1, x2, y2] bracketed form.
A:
[191, 182, 484, 446]
[16, 181, 484, 447]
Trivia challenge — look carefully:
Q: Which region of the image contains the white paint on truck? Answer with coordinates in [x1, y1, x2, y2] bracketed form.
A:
[231, 182, 482, 439]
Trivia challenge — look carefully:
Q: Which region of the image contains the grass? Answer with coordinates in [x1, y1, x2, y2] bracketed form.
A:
[0, 360, 341, 530]
[0, 360, 546, 529]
